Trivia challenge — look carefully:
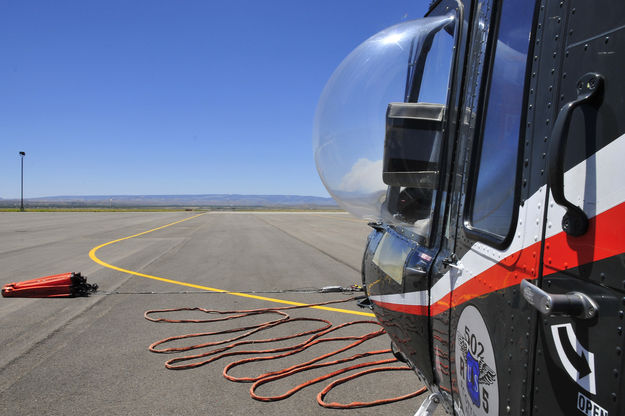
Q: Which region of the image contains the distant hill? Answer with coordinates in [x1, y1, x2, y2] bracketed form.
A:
[0, 194, 339, 209]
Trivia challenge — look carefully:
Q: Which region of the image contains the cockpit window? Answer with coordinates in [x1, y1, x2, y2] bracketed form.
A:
[411, 24, 455, 105]
[384, 12, 456, 244]
[465, 0, 535, 245]
[313, 11, 457, 244]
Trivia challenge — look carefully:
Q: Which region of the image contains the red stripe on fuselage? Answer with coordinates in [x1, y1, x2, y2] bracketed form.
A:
[372, 300, 428, 316]
[543, 201, 625, 276]
[372, 201, 625, 316]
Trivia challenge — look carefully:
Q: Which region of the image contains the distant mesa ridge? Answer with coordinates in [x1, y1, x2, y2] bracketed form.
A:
[0, 194, 338, 208]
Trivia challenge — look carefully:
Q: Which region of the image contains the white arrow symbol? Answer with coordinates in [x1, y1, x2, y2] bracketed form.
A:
[551, 323, 596, 395]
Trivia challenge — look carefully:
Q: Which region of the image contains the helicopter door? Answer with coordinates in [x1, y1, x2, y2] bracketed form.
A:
[446, 0, 540, 415]
[526, 0, 625, 415]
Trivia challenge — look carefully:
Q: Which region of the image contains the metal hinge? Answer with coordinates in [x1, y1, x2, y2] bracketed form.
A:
[442, 253, 463, 271]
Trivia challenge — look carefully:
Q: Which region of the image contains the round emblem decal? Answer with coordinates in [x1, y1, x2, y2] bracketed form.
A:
[455, 305, 498, 416]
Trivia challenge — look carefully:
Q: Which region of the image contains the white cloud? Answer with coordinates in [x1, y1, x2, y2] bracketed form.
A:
[338, 158, 386, 194]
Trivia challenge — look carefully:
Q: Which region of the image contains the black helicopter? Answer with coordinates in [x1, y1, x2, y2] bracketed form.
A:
[314, 0, 625, 415]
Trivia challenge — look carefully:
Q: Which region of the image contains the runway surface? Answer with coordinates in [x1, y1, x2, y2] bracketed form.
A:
[0, 212, 443, 415]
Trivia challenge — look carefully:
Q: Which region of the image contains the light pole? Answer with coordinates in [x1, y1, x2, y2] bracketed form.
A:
[19, 151, 25, 212]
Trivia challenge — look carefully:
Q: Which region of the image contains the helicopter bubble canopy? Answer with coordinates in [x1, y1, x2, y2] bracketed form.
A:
[313, 13, 456, 235]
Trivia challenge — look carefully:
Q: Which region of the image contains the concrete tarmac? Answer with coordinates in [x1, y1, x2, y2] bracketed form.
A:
[0, 212, 444, 416]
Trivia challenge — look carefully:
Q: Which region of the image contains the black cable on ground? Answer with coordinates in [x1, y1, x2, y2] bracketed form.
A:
[101, 285, 363, 296]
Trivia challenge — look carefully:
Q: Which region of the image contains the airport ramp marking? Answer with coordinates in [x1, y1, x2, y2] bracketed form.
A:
[88, 212, 375, 317]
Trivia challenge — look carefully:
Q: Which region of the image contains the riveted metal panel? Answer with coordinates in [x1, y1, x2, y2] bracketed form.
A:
[532, 0, 625, 414]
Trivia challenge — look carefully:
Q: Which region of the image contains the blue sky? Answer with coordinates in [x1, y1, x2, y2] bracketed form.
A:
[0, 0, 429, 198]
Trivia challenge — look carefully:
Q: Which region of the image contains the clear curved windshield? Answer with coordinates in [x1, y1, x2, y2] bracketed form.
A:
[313, 13, 456, 236]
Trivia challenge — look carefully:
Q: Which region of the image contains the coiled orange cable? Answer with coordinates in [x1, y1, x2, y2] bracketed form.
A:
[145, 297, 427, 409]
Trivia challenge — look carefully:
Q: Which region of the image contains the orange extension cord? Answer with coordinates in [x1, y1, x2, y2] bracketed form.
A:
[145, 297, 427, 409]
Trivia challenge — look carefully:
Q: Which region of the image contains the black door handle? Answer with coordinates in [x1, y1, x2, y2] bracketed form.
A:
[548, 73, 604, 236]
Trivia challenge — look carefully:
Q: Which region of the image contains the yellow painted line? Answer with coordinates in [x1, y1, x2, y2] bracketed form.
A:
[88, 213, 375, 317]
